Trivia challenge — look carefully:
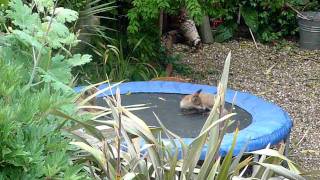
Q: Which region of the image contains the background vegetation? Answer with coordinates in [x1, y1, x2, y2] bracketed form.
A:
[72, 0, 320, 82]
[2, 0, 319, 82]
[0, 0, 318, 179]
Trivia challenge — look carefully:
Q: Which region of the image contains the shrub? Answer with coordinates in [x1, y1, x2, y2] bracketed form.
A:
[126, 0, 204, 64]
[0, 60, 87, 179]
[0, 0, 92, 178]
[127, 0, 320, 44]
[206, 0, 320, 42]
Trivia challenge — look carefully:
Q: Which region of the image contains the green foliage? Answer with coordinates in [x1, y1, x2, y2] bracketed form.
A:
[0, 59, 87, 179]
[0, 0, 92, 178]
[211, 0, 320, 42]
[1, 0, 92, 91]
[59, 0, 88, 11]
[126, 0, 204, 73]
[79, 38, 158, 82]
[127, 0, 205, 35]
[125, 0, 319, 43]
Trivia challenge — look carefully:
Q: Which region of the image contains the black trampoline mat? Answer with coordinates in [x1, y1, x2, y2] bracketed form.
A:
[97, 93, 252, 138]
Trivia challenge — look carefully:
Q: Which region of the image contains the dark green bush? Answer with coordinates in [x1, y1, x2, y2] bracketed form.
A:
[208, 0, 320, 42]
[127, 0, 319, 44]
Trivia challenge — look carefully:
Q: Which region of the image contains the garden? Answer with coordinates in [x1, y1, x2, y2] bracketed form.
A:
[0, 0, 319, 179]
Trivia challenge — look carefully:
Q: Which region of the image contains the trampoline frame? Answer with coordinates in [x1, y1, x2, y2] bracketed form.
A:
[76, 81, 293, 159]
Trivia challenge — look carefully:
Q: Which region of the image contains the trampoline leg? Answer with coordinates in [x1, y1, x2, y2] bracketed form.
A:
[282, 134, 291, 169]
[284, 134, 290, 157]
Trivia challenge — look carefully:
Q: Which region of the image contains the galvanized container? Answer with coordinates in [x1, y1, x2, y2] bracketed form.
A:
[297, 12, 320, 50]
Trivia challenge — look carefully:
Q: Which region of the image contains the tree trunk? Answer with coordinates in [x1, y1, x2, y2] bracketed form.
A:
[199, 15, 214, 44]
[159, 9, 164, 37]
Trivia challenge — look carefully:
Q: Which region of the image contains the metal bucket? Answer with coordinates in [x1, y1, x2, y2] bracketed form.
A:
[297, 12, 320, 50]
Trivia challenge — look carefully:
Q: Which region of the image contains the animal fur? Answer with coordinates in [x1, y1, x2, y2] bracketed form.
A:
[180, 89, 228, 115]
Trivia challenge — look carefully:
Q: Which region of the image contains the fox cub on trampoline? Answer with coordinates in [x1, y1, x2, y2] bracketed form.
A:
[180, 89, 228, 115]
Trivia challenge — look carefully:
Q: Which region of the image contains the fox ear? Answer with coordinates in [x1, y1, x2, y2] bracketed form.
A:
[194, 89, 202, 95]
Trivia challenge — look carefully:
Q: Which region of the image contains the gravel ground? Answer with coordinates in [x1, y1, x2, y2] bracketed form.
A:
[173, 40, 320, 172]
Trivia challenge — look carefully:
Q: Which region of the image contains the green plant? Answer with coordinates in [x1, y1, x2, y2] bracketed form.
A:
[68, 0, 119, 83]
[211, 0, 320, 43]
[58, 0, 161, 83]
[0, 0, 94, 178]
[0, 59, 88, 179]
[1, 0, 93, 90]
[80, 38, 159, 82]
[68, 52, 309, 179]
[126, 0, 203, 62]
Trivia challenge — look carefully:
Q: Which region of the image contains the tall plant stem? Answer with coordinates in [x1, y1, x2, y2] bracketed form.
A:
[116, 107, 122, 179]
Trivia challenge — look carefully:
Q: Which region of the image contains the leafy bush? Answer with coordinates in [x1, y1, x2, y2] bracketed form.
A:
[0, 59, 87, 179]
[211, 0, 320, 42]
[0, 0, 93, 178]
[126, 0, 204, 63]
[69, 53, 309, 179]
[127, 0, 320, 45]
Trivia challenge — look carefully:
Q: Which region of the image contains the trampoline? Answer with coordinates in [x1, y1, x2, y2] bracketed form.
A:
[76, 81, 293, 159]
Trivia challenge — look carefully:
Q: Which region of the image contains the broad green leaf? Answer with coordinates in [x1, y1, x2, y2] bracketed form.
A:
[252, 148, 303, 175]
[12, 30, 42, 50]
[61, 33, 80, 46]
[215, 25, 234, 42]
[182, 52, 232, 179]
[41, 72, 74, 92]
[43, 21, 70, 48]
[46, 56, 71, 83]
[6, 0, 41, 31]
[67, 54, 92, 67]
[181, 113, 235, 179]
[241, 6, 259, 32]
[197, 113, 236, 139]
[53, 7, 78, 23]
[34, 0, 54, 12]
[121, 108, 159, 145]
